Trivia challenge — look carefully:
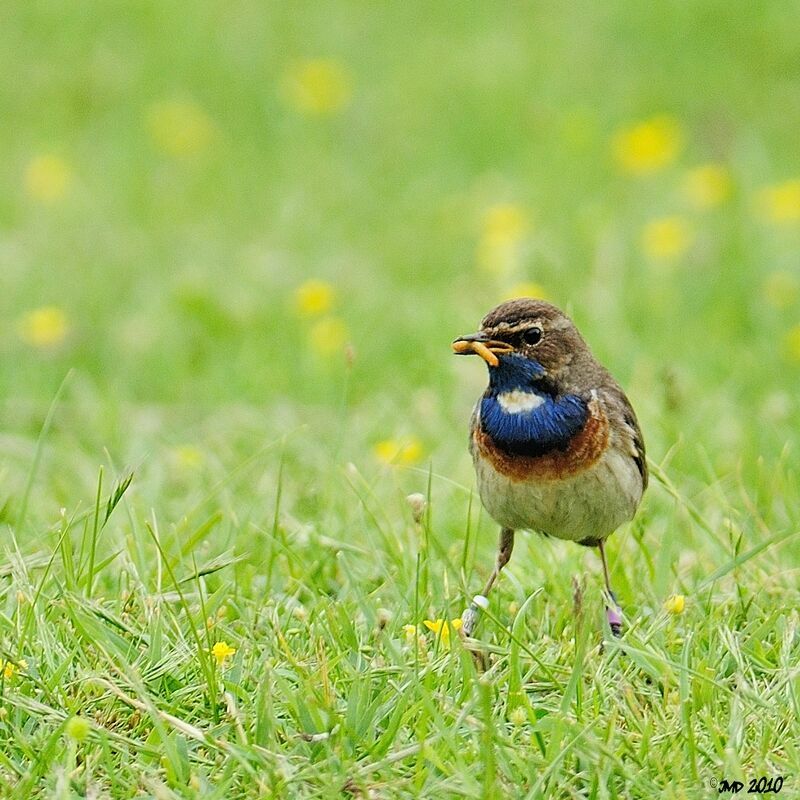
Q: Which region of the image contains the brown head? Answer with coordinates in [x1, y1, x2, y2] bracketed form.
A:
[452, 298, 595, 387]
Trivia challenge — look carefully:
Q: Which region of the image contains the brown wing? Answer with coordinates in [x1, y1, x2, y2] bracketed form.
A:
[599, 381, 648, 490]
[624, 406, 648, 489]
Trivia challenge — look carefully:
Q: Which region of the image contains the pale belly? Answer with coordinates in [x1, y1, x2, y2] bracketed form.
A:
[474, 446, 642, 542]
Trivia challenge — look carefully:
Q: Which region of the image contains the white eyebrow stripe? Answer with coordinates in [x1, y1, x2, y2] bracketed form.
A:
[493, 321, 535, 333]
[497, 390, 546, 414]
[488, 317, 570, 335]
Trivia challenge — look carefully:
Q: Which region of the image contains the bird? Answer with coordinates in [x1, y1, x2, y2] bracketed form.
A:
[452, 298, 647, 637]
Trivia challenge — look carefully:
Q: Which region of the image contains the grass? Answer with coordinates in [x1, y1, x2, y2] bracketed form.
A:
[2, 1, 800, 797]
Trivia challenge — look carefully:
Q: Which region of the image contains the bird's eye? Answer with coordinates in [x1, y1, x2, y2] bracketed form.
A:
[520, 326, 543, 346]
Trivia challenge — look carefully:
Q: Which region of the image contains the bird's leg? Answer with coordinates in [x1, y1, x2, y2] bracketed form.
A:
[598, 539, 622, 637]
[462, 527, 515, 637]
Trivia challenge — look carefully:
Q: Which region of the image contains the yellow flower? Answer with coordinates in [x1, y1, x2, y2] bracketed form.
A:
[756, 180, 800, 224]
[477, 203, 531, 276]
[1, 659, 26, 679]
[374, 437, 423, 466]
[17, 306, 70, 348]
[402, 624, 418, 642]
[282, 59, 353, 115]
[503, 281, 549, 301]
[784, 324, 800, 362]
[612, 115, 682, 175]
[665, 594, 685, 615]
[211, 641, 236, 666]
[24, 155, 72, 203]
[423, 618, 463, 651]
[171, 445, 204, 469]
[683, 164, 732, 209]
[641, 216, 692, 260]
[307, 316, 349, 357]
[482, 204, 528, 242]
[763, 271, 800, 310]
[294, 280, 335, 317]
[146, 100, 215, 157]
[402, 623, 429, 651]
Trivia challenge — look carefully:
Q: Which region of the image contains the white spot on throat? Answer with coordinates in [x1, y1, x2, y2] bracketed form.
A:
[497, 389, 545, 414]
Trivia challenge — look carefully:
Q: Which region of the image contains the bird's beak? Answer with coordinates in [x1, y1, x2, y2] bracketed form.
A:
[451, 332, 514, 367]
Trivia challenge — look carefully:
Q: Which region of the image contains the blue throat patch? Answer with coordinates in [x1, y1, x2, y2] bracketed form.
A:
[480, 354, 588, 456]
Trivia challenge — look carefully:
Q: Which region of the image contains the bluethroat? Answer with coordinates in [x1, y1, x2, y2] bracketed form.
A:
[452, 298, 647, 637]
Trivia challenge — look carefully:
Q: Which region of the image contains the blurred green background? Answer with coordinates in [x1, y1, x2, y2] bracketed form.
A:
[2, 5, 800, 794]
[1, 1, 799, 519]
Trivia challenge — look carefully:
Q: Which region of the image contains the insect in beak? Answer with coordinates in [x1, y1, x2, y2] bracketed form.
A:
[451, 333, 514, 367]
